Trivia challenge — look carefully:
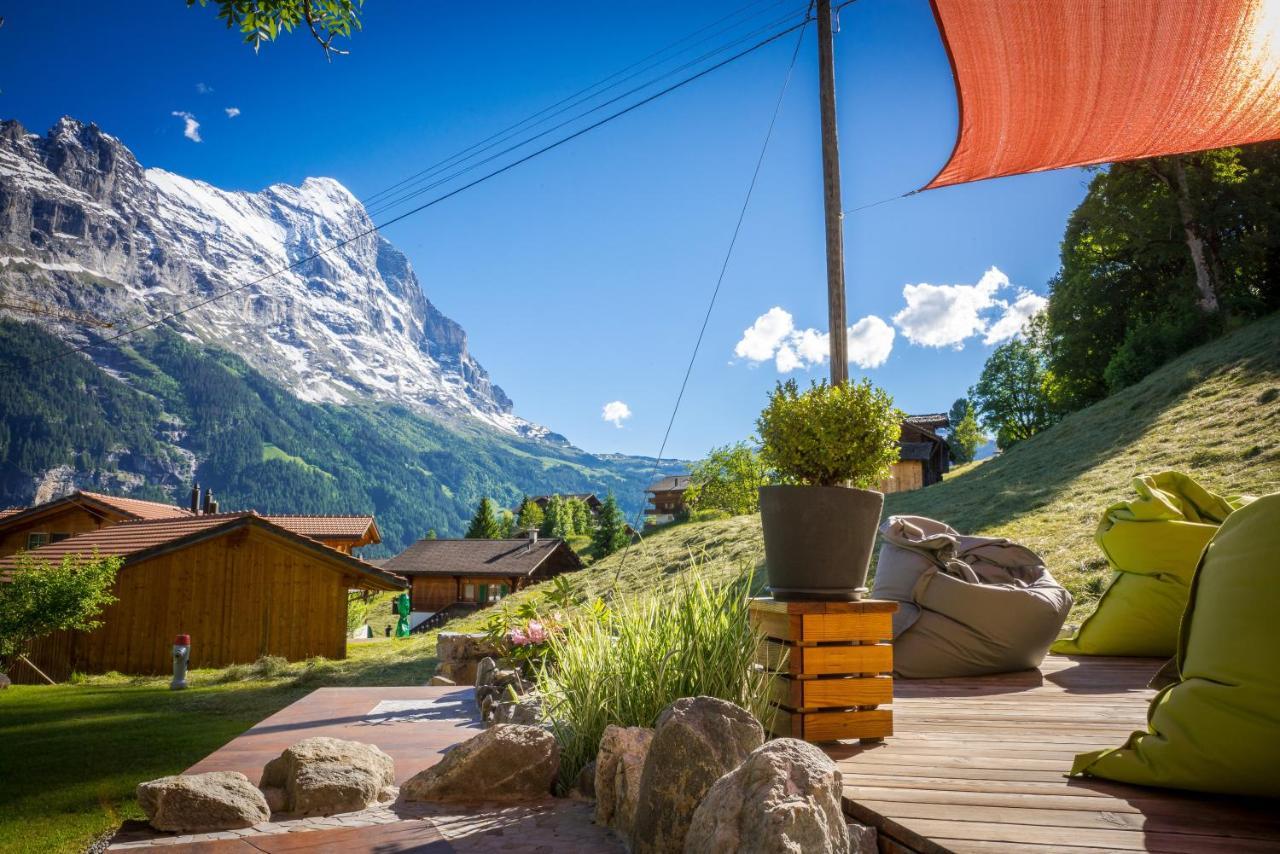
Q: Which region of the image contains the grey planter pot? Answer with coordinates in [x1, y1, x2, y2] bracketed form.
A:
[758, 484, 884, 601]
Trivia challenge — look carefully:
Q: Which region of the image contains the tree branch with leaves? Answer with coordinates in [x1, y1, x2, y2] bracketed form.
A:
[187, 0, 364, 60]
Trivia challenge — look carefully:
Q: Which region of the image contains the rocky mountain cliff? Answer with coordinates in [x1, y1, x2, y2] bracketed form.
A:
[0, 117, 553, 439]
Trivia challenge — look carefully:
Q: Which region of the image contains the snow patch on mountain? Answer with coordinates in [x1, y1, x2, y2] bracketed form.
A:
[0, 117, 554, 440]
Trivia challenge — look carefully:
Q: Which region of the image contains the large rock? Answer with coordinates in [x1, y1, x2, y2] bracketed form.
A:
[402, 724, 559, 802]
[684, 739, 849, 854]
[630, 697, 764, 854]
[435, 633, 501, 684]
[492, 694, 543, 726]
[259, 737, 396, 816]
[136, 771, 270, 833]
[0, 673, 10, 690]
[595, 725, 655, 837]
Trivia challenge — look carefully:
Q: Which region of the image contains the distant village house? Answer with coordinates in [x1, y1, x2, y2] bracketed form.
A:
[881, 414, 952, 493]
[644, 475, 692, 524]
[382, 531, 582, 632]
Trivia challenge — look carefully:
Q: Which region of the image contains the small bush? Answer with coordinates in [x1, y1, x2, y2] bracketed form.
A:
[687, 508, 732, 523]
[536, 570, 772, 791]
[757, 378, 902, 488]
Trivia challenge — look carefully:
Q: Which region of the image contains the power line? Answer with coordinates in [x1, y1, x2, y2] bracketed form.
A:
[612, 12, 813, 587]
[2, 16, 813, 377]
[360, 0, 795, 208]
[364, 4, 813, 220]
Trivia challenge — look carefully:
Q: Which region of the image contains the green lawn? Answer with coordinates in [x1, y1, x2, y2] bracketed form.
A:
[0, 636, 440, 854]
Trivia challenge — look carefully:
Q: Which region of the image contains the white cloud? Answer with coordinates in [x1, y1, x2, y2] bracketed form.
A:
[196, 82, 214, 94]
[602, 400, 632, 428]
[847, 315, 896, 368]
[171, 111, 201, 142]
[893, 267, 1006, 349]
[224, 107, 241, 118]
[734, 307, 794, 362]
[984, 290, 1047, 344]
[733, 308, 894, 373]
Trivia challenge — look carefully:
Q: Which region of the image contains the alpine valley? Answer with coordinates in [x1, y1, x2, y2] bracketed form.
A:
[0, 117, 671, 553]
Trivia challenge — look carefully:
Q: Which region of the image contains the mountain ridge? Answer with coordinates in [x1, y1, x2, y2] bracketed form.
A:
[0, 116, 555, 438]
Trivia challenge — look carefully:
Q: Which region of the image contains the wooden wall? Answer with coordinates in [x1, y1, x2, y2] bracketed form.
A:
[410, 575, 521, 612]
[0, 507, 114, 558]
[880, 461, 924, 494]
[16, 526, 350, 682]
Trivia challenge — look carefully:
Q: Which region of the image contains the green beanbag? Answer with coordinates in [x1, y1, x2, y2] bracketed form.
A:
[1052, 472, 1248, 657]
[1070, 493, 1280, 797]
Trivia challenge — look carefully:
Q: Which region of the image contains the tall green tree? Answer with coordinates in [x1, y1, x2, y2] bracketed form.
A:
[187, 0, 364, 58]
[684, 442, 773, 516]
[496, 509, 515, 539]
[568, 498, 594, 535]
[969, 332, 1058, 451]
[948, 403, 986, 464]
[465, 497, 501, 539]
[0, 553, 122, 672]
[947, 398, 969, 428]
[515, 497, 544, 533]
[592, 494, 630, 557]
[1045, 143, 1280, 408]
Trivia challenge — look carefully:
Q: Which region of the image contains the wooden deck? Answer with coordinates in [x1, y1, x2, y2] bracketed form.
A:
[827, 655, 1280, 853]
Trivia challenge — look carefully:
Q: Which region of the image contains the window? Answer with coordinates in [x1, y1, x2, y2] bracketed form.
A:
[26, 532, 48, 550]
[50, 533, 71, 543]
[463, 584, 475, 601]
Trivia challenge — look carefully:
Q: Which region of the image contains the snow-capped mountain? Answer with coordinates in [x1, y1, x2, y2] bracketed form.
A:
[0, 117, 553, 439]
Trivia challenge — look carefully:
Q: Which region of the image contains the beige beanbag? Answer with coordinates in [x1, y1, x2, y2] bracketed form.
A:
[873, 515, 1072, 678]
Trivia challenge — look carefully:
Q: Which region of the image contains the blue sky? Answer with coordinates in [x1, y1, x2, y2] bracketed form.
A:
[0, 1, 1091, 461]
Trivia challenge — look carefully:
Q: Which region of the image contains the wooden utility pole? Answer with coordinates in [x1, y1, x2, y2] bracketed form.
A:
[817, 0, 847, 385]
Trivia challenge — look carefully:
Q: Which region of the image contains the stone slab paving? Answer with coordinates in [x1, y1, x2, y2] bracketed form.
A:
[106, 686, 623, 853]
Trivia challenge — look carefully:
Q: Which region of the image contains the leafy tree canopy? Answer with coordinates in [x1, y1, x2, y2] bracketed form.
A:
[948, 403, 986, 464]
[969, 326, 1060, 450]
[515, 497, 544, 533]
[684, 442, 774, 516]
[591, 494, 630, 557]
[0, 553, 121, 672]
[187, 0, 364, 59]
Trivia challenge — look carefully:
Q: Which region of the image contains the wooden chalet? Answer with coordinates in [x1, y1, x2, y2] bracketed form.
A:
[880, 414, 952, 494]
[382, 533, 582, 630]
[260, 515, 380, 554]
[0, 512, 405, 683]
[644, 474, 692, 523]
[0, 490, 192, 558]
[528, 493, 602, 513]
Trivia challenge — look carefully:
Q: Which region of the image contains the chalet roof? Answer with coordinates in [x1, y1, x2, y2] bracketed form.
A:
[383, 537, 582, 579]
[0, 513, 405, 590]
[646, 475, 691, 493]
[904, 414, 950, 432]
[262, 515, 381, 544]
[0, 490, 192, 534]
[530, 493, 601, 507]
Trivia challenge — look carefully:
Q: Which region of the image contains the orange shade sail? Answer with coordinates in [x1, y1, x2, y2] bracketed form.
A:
[924, 0, 1280, 189]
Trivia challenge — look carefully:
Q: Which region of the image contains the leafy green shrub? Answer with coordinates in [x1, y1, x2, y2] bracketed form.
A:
[0, 552, 121, 673]
[536, 571, 772, 791]
[685, 442, 774, 516]
[346, 594, 369, 634]
[687, 508, 732, 523]
[756, 378, 902, 488]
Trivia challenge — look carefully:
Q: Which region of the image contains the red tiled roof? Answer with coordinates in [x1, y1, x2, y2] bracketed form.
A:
[0, 513, 404, 590]
[262, 515, 379, 543]
[77, 491, 194, 520]
[383, 537, 581, 578]
[0, 490, 191, 534]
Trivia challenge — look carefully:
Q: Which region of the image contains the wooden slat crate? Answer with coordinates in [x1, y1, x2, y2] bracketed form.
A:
[750, 597, 897, 743]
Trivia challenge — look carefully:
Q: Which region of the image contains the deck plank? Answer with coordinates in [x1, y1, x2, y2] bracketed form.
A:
[829, 655, 1279, 854]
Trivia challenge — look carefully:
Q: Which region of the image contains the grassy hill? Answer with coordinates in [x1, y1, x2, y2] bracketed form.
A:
[457, 310, 1280, 626]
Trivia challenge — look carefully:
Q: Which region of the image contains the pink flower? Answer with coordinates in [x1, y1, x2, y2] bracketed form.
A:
[507, 628, 529, 647]
[526, 621, 548, 644]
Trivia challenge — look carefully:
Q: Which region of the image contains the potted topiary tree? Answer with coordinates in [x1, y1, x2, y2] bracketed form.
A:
[756, 378, 902, 600]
